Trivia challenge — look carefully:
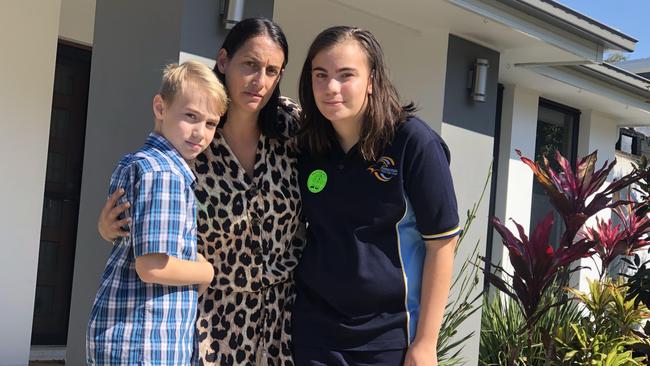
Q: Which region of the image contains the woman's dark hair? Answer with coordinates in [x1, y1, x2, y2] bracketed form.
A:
[298, 26, 415, 160]
[214, 17, 289, 139]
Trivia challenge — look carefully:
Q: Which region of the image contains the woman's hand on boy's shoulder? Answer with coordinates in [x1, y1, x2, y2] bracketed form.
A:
[98, 188, 131, 242]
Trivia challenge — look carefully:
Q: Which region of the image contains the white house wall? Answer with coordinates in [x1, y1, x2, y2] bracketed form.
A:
[59, 0, 96, 46]
[0, 2, 62, 365]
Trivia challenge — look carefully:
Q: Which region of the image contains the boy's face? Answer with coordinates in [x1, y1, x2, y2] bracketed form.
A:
[153, 86, 220, 161]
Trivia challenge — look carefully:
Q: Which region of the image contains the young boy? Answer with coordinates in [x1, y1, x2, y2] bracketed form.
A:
[86, 60, 228, 365]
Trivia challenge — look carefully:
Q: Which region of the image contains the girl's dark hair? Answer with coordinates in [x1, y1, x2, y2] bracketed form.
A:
[298, 26, 415, 160]
[214, 17, 289, 139]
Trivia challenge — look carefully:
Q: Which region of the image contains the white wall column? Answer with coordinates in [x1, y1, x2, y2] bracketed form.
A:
[572, 110, 619, 292]
[0, 1, 61, 365]
[491, 85, 540, 272]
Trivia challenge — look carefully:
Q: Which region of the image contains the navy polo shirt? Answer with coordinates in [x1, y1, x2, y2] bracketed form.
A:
[293, 116, 461, 351]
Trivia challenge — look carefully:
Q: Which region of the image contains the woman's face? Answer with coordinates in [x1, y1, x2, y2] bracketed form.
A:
[311, 39, 373, 129]
[217, 35, 285, 116]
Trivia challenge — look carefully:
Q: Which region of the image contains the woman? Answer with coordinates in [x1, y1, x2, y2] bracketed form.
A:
[291, 26, 460, 366]
[98, 18, 304, 366]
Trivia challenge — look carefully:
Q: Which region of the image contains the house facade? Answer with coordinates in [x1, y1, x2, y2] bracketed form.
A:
[2, 1, 650, 365]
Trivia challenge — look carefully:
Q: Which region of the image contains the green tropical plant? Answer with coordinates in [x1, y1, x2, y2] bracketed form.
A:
[479, 285, 583, 365]
[622, 251, 650, 309]
[555, 324, 641, 365]
[621, 251, 650, 359]
[551, 278, 650, 365]
[605, 52, 629, 63]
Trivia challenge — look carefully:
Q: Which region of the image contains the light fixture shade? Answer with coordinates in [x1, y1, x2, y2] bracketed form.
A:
[471, 58, 489, 102]
[224, 0, 245, 29]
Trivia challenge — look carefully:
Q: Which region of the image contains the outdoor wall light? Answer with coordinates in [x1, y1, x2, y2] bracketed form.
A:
[223, 0, 245, 29]
[469, 58, 489, 102]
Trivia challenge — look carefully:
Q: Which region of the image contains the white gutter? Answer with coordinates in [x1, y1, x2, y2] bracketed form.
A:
[581, 63, 650, 93]
[519, 0, 636, 52]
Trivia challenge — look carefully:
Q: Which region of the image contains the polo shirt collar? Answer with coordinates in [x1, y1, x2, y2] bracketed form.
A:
[332, 141, 360, 161]
[144, 132, 196, 188]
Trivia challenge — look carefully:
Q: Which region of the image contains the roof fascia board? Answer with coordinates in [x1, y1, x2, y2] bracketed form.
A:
[447, 0, 603, 62]
[583, 64, 650, 91]
[530, 65, 650, 113]
[518, 0, 636, 52]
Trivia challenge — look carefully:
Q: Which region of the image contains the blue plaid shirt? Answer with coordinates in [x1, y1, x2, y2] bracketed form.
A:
[87, 133, 199, 365]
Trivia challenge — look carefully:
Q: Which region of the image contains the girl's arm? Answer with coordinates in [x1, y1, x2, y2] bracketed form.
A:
[404, 235, 457, 366]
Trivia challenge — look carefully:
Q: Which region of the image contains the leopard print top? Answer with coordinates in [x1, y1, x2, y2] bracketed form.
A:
[192, 97, 305, 294]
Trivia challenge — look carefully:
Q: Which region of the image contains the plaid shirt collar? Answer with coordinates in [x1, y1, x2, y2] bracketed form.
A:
[145, 132, 196, 188]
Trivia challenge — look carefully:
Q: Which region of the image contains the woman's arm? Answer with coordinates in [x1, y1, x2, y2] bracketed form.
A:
[404, 235, 457, 366]
[98, 188, 131, 242]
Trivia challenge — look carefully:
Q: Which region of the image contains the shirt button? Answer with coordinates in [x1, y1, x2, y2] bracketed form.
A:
[337, 164, 344, 170]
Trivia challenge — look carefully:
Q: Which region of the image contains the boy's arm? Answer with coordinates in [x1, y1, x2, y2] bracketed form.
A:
[132, 170, 214, 287]
[404, 236, 457, 366]
[136, 252, 213, 286]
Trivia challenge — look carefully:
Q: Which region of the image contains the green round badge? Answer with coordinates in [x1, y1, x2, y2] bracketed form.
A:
[307, 169, 327, 193]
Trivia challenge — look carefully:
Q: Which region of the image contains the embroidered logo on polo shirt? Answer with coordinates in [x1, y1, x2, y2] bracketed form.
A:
[368, 156, 398, 182]
[307, 169, 328, 193]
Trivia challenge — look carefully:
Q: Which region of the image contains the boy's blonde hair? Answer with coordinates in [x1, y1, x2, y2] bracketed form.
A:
[159, 60, 228, 116]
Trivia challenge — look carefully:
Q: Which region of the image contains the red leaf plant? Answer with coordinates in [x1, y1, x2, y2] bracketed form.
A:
[583, 204, 650, 278]
[484, 150, 643, 325]
[487, 213, 594, 321]
[516, 150, 643, 249]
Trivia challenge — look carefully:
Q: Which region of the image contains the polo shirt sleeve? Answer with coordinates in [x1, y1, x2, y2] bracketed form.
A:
[131, 170, 186, 258]
[403, 132, 461, 241]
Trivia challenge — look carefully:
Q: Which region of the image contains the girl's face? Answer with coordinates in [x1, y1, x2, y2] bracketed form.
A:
[217, 35, 284, 116]
[311, 39, 373, 129]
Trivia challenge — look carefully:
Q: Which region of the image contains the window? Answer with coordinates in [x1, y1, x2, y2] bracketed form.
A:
[529, 99, 580, 248]
[616, 129, 641, 156]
